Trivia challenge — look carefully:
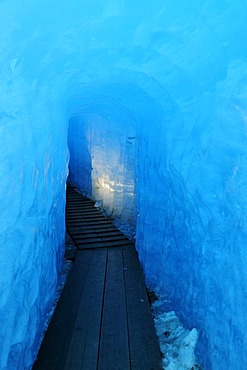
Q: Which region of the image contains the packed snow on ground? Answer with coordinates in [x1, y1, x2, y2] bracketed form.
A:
[152, 299, 201, 370]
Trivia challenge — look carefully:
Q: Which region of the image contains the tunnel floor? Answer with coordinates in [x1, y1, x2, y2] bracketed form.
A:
[33, 184, 161, 369]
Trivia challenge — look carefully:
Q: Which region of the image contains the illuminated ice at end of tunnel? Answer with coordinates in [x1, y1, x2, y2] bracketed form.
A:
[68, 113, 136, 238]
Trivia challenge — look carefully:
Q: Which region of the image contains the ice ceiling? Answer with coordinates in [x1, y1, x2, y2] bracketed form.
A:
[1, 0, 247, 369]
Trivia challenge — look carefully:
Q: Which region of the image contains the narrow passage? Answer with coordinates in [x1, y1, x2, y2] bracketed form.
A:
[33, 184, 161, 369]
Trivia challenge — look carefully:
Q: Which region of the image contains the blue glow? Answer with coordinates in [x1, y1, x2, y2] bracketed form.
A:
[1, 1, 247, 368]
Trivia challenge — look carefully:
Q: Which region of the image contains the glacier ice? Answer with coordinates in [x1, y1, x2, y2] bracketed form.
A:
[1, 0, 247, 369]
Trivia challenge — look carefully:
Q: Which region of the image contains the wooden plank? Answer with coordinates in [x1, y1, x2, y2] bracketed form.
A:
[66, 203, 97, 207]
[67, 221, 111, 227]
[68, 218, 112, 225]
[90, 225, 119, 231]
[72, 233, 104, 240]
[66, 200, 95, 205]
[66, 208, 102, 216]
[66, 206, 95, 210]
[67, 220, 112, 227]
[74, 235, 102, 244]
[68, 224, 118, 232]
[75, 235, 129, 245]
[66, 205, 97, 211]
[77, 239, 134, 250]
[33, 250, 93, 370]
[67, 202, 93, 204]
[66, 214, 107, 222]
[95, 230, 124, 237]
[123, 246, 161, 369]
[68, 228, 117, 235]
[64, 250, 107, 370]
[98, 248, 130, 370]
[67, 196, 94, 201]
[66, 214, 106, 219]
[66, 206, 100, 211]
[66, 195, 92, 200]
[72, 230, 124, 238]
[66, 195, 92, 199]
[80, 215, 107, 220]
[67, 228, 120, 237]
[66, 199, 95, 203]
[68, 211, 100, 215]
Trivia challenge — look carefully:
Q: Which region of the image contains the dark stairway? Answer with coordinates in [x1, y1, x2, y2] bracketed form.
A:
[33, 184, 161, 370]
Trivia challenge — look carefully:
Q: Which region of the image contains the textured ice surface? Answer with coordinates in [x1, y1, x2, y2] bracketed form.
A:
[1, 0, 247, 369]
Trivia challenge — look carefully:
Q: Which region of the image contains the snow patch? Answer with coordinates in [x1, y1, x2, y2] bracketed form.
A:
[152, 300, 201, 370]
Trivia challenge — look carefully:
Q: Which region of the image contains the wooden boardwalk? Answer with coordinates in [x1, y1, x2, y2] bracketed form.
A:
[33, 185, 161, 370]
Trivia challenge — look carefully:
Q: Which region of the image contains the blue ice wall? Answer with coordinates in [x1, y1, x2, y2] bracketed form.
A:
[1, 0, 247, 368]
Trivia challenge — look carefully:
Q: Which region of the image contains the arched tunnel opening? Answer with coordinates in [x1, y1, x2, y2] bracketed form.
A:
[1, 1, 247, 369]
[65, 78, 170, 243]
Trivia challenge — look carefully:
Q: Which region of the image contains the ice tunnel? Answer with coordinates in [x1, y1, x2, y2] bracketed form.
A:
[1, 0, 247, 369]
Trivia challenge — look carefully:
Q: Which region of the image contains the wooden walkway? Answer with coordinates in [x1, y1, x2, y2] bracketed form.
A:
[33, 185, 161, 370]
